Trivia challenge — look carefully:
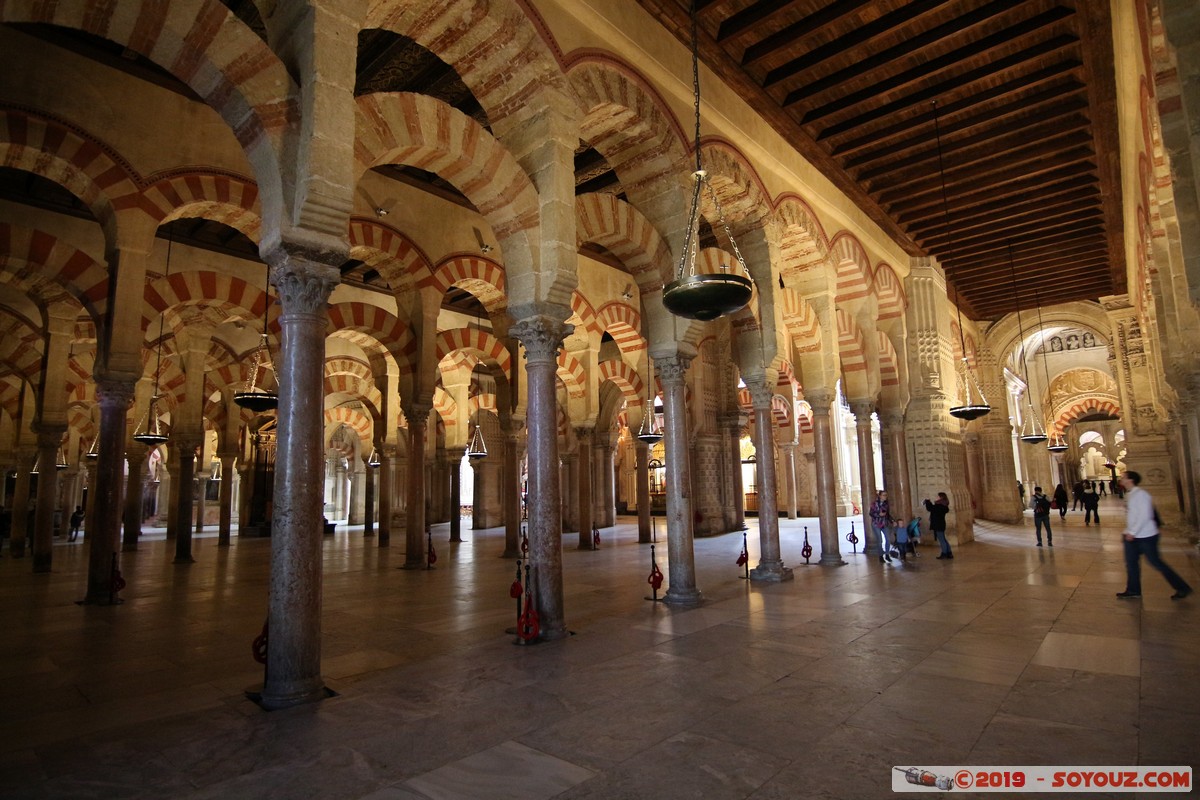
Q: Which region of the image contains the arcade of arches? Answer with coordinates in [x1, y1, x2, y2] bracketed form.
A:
[2, 0, 1199, 728]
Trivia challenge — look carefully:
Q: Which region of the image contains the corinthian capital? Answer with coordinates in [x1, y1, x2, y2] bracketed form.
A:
[655, 355, 692, 386]
[511, 316, 573, 365]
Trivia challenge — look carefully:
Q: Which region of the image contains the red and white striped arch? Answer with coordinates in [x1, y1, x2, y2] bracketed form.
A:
[436, 328, 512, 375]
[596, 300, 645, 355]
[326, 302, 415, 375]
[422, 255, 506, 315]
[557, 351, 587, 399]
[873, 263, 906, 321]
[143, 272, 266, 332]
[324, 407, 374, 447]
[774, 196, 831, 274]
[570, 291, 601, 340]
[836, 308, 867, 375]
[350, 218, 434, 292]
[877, 332, 900, 388]
[598, 358, 644, 403]
[0, 224, 107, 322]
[829, 233, 872, 305]
[780, 289, 822, 353]
[1055, 399, 1122, 432]
[431, 387, 458, 434]
[469, 392, 497, 418]
[142, 171, 262, 242]
[796, 400, 814, 434]
[574, 192, 673, 290]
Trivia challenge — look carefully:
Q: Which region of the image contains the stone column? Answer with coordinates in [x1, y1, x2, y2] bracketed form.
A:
[809, 388, 845, 566]
[975, 344, 1021, 522]
[84, 379, 135, 603]
[347, 457, 365, 525]
[511, 314, 572, 640]
[575, 427, 593, 549]
[657, 355, 702, 604]
[364, 457, 377, 537]
[122, 447, 147, 552]
[447, 447, 465, 542]
[748, 382, 792, 582]
[32, 426, 66, 572]
[377, 444, 395, 547]
[502, 425, 523, 558]
[9, 450, 33, 558]
[402, 402, 431, 569]
[851, 401, 880, 555]
[635, 440, 651, 543]
[595, 437, 614, 528]
[781, 443, 798, 519]
[172, 437, 199, 563]
[333, 459, 348, 520]
[720, 412, 747, 531]
[218, 454, 236, 546]
[471, 454, 487, 529]
[195, 467, 210, 537]
[880, 411, 912, 522]
[260, 253, 339, 710]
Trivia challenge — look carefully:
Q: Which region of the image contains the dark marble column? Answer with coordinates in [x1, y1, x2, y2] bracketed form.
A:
[575, 427, 593, 549]
[511, 314, 572, 640]
[471, 455, 487, 530]
[636, 441, 651, 543]
[502, 426, 523, 558]
[719, 412, 746, 531]
[851, 401, 880, 556]
[657, 355, 701, 605]
[748, 383, 792, 582]
[809, 388, 845, 566]
[447, 447, 465, 542]
[218, 454, 236, 546]
[32, 426, 66, 572]
[8, 450, 33, 558]
[881, 411, 912, 523]
[122, 447, 147, 552]
[377, 444, 395, 547]
[84, 379, 135, 603]
[363, 456, 377, 537]
[172, 437, 199, 563]
[260, 256, 338, 710]
[402, 403, 431, 569]
[781, 443, 798, 519]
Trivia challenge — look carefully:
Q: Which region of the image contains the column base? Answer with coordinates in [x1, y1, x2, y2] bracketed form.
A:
[250, 682, 334, 711]
[662, 587, 703, 607]
[400, 561, 425, 570]
[536, 624, 571, 642]
[750, 561, 794, 582]
[173, 555, 195, 564]
[500, 548, 520, 559]
[819, 553, 847, 567]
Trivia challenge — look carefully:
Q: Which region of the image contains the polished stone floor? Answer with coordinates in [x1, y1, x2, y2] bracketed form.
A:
[1, 498, 1196, 799]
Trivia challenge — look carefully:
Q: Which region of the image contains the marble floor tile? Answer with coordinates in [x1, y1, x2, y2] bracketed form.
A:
[1, 513, 1196, 799]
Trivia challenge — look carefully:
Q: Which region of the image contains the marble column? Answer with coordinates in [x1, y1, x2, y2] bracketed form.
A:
[347, 457, 366, 525]
[501, 426, 523, 558]
[447, 447, 465, 542]
[32, 426, 66, 572]
[364, 458, 377, 537]
[333, 459, 348, 520]
[85, 379, 135, 603]
[635, 441, 651, 543]
[218, 454, 236, 546]
[377, 445, 395, 547]
[122, 447, 147, 552]
[195, 468, 210, 537]
[511, 314, 572, 640]
[881, 411, 912, 522]
[658, 355, 702, 605]
[719, 412, 746, 531]
[575, 427, 593, 549]
[172, 437, 199, 564]
[851, 401, 880, 555]
[402, 403, 431, 569]
[809, 389, 845, 566]
[595, 438, 614, 528]
[260, 254, 339, 710]
[749, 383, 792, 582]
[781, 443, 798, 519]
[560, 453, 577, 532]
[8, 454, 31, 557]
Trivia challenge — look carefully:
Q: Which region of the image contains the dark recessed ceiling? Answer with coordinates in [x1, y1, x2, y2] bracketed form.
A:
[638, 0, 1125, 320]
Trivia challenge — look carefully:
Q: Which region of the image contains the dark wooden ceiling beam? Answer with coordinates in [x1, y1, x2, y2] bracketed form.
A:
[813, 36, 1079, 138]
[716, 0, 803, 44]
[944, 224, 1107, 265]
[897, 173, 1097, 229]
[919, 197, 1104, 255]
[942, 207, 1105, 254]
[948, 240, 1109, 278]
[779, 0, 1045, 102]
[889, 159, 1098, 222]
[959, 265, 1110, 301]
[741, 0, 879, 67]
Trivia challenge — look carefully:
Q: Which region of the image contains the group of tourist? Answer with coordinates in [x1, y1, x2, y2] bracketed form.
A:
[868, 490, 954, 565]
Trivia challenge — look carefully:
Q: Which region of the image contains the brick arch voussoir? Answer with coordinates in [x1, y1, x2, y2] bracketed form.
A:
[0, 223, 107, 323]
[570, 291, 601, 340]
[829, 233, 872, 306]
[423, 255, 507, 315]
[575, 192, 672, 292]
[355, 93, 539, 244]
[349, 218, 434, 291]
[1056, 399, 1122, 433]
[598, 358, 643, 403]
[141, 171, 263, 242]
[877, 331, 900, 388]
[435, 327, 512, 375]
[0, 1, 296, 228]
[325, 302, 413, 374]
[324, 407, 374, 448]
[596, 300, 645, 355]
[773, 195, 831, 269]
[557, 351, 587, 399]
[142, 271, 265, 332]
[872, 262, 906, 321]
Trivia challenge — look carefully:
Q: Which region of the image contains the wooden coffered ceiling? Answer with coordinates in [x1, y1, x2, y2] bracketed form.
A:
[638, 0, 1125, 320]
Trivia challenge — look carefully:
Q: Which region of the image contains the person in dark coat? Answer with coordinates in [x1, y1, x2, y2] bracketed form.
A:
[1081, 484, 1100, 526]
[924, 493, 952, 559]
[1053, 484, 1069, 520]
[1031, 486, 1053, 546]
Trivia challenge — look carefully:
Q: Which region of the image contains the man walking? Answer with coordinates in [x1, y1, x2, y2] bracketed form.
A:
[1031, 486, 1053, 547]
[1116, 471, 1191, 600]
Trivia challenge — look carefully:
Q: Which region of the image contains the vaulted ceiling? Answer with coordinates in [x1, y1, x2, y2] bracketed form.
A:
[638, 0, 1126, 320]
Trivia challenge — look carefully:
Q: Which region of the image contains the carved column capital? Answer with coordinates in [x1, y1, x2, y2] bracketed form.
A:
[95, 379, 136, 409]
[805, 388, 835, 415]
[717, 411, 746, 430]
[880, 410, 905, 429]
[511, 316, 573, 365]
[746, 380, 773, 410]
[655, 355, 692, 386]
[403, 402, 434, 430]
[849, 400, 875, 422]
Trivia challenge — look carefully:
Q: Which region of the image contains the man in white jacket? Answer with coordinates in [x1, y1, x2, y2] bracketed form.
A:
[1115, 471, 1192, 600]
